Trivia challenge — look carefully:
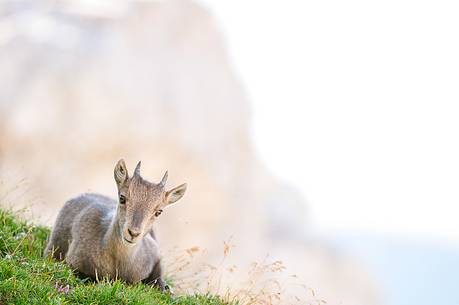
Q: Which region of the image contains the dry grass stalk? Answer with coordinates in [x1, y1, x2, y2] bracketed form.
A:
[164, 238, 326, 305]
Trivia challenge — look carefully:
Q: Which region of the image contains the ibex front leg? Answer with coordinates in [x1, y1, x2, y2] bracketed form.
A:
[143, 260, 170, 293]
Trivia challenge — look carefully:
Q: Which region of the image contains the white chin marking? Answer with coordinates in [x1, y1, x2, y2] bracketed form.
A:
[123, 237, 136, 246]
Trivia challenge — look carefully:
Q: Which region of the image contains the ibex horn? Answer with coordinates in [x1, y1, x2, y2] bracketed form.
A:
[159, 170, 168, 187]
[134, 161, 141, 176]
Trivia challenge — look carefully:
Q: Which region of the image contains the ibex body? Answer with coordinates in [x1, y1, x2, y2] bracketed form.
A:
[44, 160, 187, 290]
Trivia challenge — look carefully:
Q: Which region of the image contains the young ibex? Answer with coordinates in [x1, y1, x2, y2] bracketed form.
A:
[44, 159, 187, 291]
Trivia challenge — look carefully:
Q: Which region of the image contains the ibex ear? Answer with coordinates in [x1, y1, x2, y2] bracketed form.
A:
[165, 183, 187, 206]
[114, 159, 129, 187]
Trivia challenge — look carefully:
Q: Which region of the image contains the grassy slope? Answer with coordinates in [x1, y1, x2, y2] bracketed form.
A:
[0, 209, 227, 305]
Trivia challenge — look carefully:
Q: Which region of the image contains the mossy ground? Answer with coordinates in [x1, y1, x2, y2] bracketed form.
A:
[0, 209, 227, 305]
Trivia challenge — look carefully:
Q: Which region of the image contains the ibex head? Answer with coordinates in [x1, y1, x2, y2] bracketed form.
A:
[113, 159, 187, 245]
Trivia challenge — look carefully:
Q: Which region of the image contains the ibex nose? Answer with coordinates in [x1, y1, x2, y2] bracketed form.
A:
[127, 228, 141, 239]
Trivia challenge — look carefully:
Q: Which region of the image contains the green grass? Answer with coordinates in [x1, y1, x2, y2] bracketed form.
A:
[0, 209, 227, 305]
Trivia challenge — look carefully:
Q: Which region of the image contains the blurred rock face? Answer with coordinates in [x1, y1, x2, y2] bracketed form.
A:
[0, 1, 380, 304]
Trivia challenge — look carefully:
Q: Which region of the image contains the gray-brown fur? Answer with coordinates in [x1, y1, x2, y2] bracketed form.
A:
[44, 159, 187, 291]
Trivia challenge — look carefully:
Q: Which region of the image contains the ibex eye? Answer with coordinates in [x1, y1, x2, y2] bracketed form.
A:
[154, 210, 162, 217]
[119, 195, 126, 204]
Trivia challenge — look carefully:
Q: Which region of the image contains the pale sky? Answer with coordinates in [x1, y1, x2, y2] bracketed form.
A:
[199, 0, 459, 243]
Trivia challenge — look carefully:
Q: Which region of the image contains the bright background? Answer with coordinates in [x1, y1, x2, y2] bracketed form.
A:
[200, 0, 459, 243]
[198, 1, 459, 305]
[1, 1, 459, 304]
